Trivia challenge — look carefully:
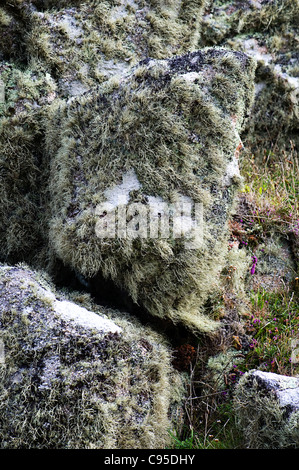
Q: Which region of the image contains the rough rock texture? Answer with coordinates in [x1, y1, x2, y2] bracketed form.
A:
[233, 369, 299, 449]
[0, 59, 57, 265]
[0, 1, 255, 335]
[1, 0, 297, 450]
[0, 0, 208, 266]
[200, 0, 299, 155]
[0, 0, 209, 97]
[46, 49, 255, 333]
[0, 0, 213, 263]
[0, 2, 259, 448]
[0, 264, 185, 449]
[247, 233, 297, 292]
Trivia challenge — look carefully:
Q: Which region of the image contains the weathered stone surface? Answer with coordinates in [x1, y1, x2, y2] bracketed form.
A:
[200, 0, 299, 154]
[0, 264, 185, 449]
[233, 369, 299, 449]
[0, 0, 297, 451]
[0, 0, 208, 98]
[46, 48, 255, 333]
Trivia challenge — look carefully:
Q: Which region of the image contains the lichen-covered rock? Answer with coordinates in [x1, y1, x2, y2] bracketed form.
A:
[0, 2, 255, 335]
[0, 264, 185, 449]
[233, 369, 299, 449]
[247, 234, 297, 292]
[46, 48, 255, 333]
[200, 0, 299, 154]
[0, 59, 57, 264]
[0, 0, 217, 268]
[1, 0, 209, 98]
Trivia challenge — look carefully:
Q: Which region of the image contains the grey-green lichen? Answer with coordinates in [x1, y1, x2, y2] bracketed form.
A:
[0, 1, 237, 275]
[233, 370, 299, 449]
[45, 48, 256, 334]
[248, 233, 297, 291]
[200, 0, 299, 154]
[1, 0, 209, 98]
[207, 348, 244, 391]
[0, 263, 185, 449]
[0, 2, 256, 335]
[0, 59, 57, 264]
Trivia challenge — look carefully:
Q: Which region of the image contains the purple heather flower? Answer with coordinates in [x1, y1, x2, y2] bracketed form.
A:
[251, 255, 257, 275]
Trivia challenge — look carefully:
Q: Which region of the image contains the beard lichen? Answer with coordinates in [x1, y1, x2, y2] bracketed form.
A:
[233, 370, 299, 449]
[200, 0, 299, 155]
[0, 264, 185, 449]
[0, 0, 209, 98]
[45, 48, 255, 334]
[0, 2, 256, 335]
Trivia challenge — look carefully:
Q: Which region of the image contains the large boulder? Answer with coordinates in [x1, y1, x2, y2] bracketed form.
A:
[0, 264, 185, 449]
[233, 369, 299, 449]
[0, 4, 255, 335]
[46, 48, 256, 333]
[0, 0, 212, 264]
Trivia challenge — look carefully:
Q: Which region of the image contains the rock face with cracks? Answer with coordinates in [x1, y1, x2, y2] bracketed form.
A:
[46, 48, 256, 334]
[0, 264, 185, 449]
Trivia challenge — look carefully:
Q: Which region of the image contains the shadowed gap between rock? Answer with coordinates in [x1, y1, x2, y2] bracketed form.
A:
[51, 258, 203, 350]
